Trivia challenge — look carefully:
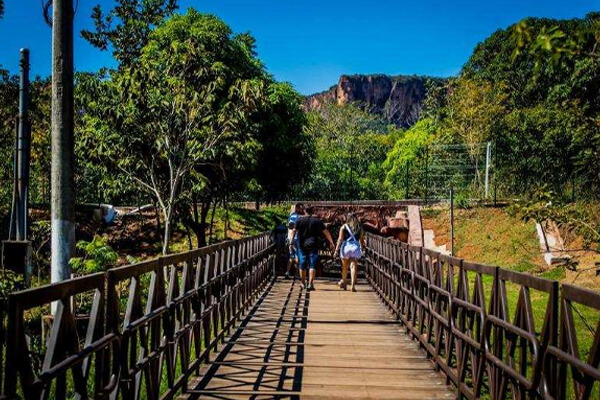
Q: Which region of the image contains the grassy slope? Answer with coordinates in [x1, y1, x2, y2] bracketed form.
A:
[422, 207, 543, 272]
[212, 204, 289, 241]
[422, 206, 599, 398]
[171, 204, 289, 253]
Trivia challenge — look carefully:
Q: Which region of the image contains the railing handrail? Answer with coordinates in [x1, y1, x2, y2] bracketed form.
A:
[0, 231, 275, 400]
[364, 232, 600, 400]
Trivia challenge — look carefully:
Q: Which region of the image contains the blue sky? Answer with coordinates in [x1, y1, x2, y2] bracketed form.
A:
[1, 0, 598, 94]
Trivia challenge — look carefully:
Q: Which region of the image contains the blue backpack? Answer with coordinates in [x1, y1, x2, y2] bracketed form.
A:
[287, 212, 299, 229]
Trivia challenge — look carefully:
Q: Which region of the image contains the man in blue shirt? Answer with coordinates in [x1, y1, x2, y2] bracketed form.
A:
[285, 203, 304, 279]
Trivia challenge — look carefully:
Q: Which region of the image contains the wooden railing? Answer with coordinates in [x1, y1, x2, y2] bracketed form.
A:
[364, 233, 600, 400]
[0, 232, 274, 400]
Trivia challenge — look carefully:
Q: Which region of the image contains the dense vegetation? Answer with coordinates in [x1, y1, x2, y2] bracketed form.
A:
[300, 13, 600, 203]
[0, 3, 312, 258]
[297, 103, 399, 200]
[1, 3, 600, 265]
[388, 13, 600, 200]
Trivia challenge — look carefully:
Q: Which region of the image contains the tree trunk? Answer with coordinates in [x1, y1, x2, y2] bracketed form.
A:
[223, 196, 229, 240]
[193, 196, 209, 248]
[162, 212, 171, 255]
[154, 201, 162, 239]
[184, 200, 207, 248]
[192, 195, 199, 226]
[186, 225, 193, 250]
[208, 200, 217, 245]
[50, 0, 75, 284]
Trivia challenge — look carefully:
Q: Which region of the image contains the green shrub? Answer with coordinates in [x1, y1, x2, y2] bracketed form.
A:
[69, 236, 118, 274]
[0, 269, 25, 299]
[453, 192, 470, 209]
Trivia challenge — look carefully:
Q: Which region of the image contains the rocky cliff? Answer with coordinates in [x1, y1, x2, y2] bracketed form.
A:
[305, 74, 439, 127]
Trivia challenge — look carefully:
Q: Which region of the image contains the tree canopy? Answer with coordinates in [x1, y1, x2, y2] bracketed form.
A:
[77, 9, 311, 252]
[378, 12, 600, 200]
[82, 0, 179, 67]
[299, 103, 396, 200]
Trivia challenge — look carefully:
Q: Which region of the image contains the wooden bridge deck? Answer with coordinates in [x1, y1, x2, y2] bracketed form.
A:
[181, 277, 455, 399]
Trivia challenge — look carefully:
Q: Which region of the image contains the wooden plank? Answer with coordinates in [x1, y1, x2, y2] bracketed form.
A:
[181, 277, 456, 399]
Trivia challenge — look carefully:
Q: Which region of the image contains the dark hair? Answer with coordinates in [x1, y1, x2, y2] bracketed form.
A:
[345, 213, 362, 237]
[305, 205, 314, 215]
[294, 203, 304, 213]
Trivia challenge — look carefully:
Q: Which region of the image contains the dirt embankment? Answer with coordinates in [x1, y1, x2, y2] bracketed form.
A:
[422, 206, 600, 290]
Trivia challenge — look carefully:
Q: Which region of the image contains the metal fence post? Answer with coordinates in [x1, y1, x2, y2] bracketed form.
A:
[484, 142, 491, 198]
[405, 160, 410, 199]
[493, 139, 498, 206]
[425, 147, 429, 205]
[450, 188, 454, 256]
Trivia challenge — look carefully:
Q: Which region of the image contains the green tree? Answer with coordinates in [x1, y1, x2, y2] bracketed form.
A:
[80, 10, 268, 253]
[499, 104, 584, 195]
[178, 80, 311, 246]
[0, 68, 18, 215]
[75, 72, 140, 205]
[29, 77, 52, 205]
[301, 103, 392, 200]
[81, 0, 178, 67]
[383, 118, 436, 198]
[507, 14, 600, 196]
[444, 78, 507, 184]
[253, 82, 312, 203]
[69, 236, 119, 274]
[408, 14, 600, 199]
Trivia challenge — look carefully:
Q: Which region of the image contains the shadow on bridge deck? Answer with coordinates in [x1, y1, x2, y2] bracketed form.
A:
[180, 277, 455, 399]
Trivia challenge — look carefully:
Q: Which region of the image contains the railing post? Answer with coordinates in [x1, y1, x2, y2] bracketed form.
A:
[541, 280, 560, 397]
[489, 265, 501, 399]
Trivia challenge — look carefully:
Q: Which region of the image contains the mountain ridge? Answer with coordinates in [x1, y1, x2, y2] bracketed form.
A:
[305, 74, 446, 127]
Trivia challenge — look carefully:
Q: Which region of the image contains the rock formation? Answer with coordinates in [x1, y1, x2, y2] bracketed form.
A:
[305, 74, 442, 127]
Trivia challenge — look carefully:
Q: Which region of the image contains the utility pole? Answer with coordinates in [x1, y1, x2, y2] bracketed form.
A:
[51, 0, 75, 283]
[16, 48, 30, 242]
[2, 50, 33, 283]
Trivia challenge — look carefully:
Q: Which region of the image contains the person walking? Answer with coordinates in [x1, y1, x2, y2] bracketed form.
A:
[285, 203, 304, 279]
[335, 213, 365, 292]
[291, 205, 335, 291]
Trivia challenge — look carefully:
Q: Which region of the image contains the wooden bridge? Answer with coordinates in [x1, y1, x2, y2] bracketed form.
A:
[1, 231, 599, 399]
[181, 278, 453, 399]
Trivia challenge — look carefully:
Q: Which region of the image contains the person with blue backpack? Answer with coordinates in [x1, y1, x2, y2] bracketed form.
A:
[335, 213, 365, 292]
[285, 203, 304, 279]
